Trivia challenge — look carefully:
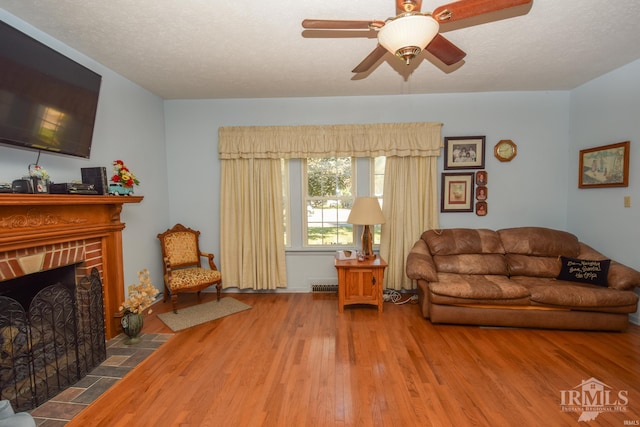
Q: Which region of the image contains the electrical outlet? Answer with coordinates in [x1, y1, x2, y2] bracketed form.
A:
[624, 196, 631, 208]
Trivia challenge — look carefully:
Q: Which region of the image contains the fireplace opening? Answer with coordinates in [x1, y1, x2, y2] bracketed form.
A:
[0, 266, 77, 311]
[0, 267, 106, 411]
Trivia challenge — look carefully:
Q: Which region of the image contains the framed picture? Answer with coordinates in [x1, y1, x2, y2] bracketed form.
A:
[476, 186, 487, 201]
[444, 136, 486, 170]
[476, 201, 488, 216]
[579, 141, 630, 188]
[476, 170, 487, 186]
[441, 173, 475, 212]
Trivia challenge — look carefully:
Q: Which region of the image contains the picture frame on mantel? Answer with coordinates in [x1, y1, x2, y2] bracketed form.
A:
[578, 141, 630, 188]
[441, 172, 474, 212]
[444, 136, 486, 170]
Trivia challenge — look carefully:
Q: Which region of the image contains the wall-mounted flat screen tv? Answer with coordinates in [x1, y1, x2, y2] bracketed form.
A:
[0, 20, 102, 159]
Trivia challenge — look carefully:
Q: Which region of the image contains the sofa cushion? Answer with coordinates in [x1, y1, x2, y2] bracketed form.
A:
[527, 282, 638, 311]
[557, 256, 610, 287]
[498, 227, 580, 257]
[429, 273, 530, 304]
[433, 254, 509, 276]
[423, 229, 504, 255]
[505, 254, 561, 278]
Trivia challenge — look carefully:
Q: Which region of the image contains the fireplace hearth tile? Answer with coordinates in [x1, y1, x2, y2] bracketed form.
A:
[72, 377, 119, 404]
[30, 332, 172, 426]
[102, 355, 131, 366]
[29, 400, 87, 420]
[88, 365, 133, 379]
[73, 375, 101, 389]
[49, 387, 85, 403]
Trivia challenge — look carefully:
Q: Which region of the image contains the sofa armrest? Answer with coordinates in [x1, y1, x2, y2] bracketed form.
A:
[406, 239, 438, 282]
[608, 262, 640, 291]
[579, 243, 640, 290]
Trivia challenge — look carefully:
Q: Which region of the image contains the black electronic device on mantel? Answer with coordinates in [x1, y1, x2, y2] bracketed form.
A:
[81, 167, 108, 195]
[0, 21, 102, 159]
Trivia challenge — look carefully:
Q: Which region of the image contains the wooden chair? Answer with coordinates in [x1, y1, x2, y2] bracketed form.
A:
[157, 224, 222, 313]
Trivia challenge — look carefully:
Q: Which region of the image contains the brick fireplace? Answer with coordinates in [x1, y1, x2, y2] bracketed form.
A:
[0, 193, 143, 339]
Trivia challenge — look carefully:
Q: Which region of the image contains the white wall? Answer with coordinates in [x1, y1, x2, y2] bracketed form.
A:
[164, 92, 571, 291]
[0, 12, 171, 294]
[568, 58, 640, 323]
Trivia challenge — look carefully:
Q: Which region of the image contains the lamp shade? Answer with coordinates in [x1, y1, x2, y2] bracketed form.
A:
[377, 15, 439, 62]
[347, 197, 386, 225]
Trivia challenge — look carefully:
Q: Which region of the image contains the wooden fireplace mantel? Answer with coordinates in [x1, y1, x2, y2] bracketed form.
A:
[0, 194, 143, 339]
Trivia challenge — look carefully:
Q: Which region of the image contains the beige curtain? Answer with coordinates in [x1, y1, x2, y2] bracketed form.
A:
[218, 122, 441, 290]
[380, 156, 440, 290]
[220, 158, 287, 289]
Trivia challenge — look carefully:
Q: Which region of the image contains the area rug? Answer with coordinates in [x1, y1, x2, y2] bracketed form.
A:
[157, 297, 251, 332]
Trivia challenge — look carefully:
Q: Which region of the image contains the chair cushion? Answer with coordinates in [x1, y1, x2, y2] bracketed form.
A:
[164, 232, 199, 265]
[168, 268, 221, 291]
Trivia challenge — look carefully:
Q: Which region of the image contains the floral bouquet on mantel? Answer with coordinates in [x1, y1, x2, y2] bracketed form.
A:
[119, 269, 159, 315]
[111, 159, 140, 188]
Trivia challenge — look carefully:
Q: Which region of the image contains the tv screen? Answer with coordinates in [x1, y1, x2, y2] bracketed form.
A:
[0, 20, 102, 159]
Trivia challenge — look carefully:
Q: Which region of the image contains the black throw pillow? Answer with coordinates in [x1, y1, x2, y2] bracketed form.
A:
[557, 256, 611, 287]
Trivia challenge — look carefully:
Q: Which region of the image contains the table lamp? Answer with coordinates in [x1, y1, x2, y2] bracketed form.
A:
[347, 197, 385, 259]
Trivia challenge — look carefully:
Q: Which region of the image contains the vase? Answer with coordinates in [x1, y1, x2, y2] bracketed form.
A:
[121, 312, 144, 344]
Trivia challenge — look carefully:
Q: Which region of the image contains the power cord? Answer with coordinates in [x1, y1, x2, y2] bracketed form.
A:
[383, 290, 419, 305]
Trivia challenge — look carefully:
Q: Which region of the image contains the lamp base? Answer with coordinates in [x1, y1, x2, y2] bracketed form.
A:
[361, 225, 375, 259]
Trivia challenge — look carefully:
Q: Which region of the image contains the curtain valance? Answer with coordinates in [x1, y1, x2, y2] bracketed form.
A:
[218, 122, 442, 159]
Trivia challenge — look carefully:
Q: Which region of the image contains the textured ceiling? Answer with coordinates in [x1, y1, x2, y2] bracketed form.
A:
[1, 0, 640, 100]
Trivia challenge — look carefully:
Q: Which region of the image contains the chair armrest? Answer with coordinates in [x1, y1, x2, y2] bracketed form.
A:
[163, 256, 173, 282]
[199, 251, 219, 271]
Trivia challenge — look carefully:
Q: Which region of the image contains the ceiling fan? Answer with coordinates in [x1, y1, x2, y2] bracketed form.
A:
[302, 0, 532, 74]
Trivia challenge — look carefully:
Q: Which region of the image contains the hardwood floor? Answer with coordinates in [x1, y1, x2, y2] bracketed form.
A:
[67, 292, 640, 426]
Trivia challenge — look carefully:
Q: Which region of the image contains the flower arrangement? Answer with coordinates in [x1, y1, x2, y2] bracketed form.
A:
[29, 164, 50, 180]
[111, 160, 140, 188]
[119, 269, 159, 315]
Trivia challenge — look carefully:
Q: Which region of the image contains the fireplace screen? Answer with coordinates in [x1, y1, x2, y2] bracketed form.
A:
[0, 267, 106, 411]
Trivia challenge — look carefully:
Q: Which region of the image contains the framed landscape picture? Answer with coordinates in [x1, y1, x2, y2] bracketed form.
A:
[444, 136, 486, 170]
[579, 141, 630, 188]
[441, 172, 474, 212]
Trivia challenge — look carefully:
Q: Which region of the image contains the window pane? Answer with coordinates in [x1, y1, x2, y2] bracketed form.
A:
[304, 158, 354, 246]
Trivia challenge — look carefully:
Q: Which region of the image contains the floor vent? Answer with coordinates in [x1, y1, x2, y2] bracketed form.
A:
[309, 279, 338, 293]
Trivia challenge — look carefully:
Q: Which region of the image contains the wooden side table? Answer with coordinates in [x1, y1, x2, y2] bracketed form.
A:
[335, 256, 387, 312]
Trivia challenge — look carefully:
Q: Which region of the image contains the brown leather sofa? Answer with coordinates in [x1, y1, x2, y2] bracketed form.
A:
[406, 227, 640, 331]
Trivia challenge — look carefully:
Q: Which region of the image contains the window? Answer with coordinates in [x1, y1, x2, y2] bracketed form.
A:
[303, 157, 355, 246]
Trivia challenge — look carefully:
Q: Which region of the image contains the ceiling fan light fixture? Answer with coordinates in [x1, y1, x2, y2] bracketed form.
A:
[377, 14, 439, 65]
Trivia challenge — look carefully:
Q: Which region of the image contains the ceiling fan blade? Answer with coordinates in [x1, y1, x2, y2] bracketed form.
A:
[433, 0, 531, 23]
[396, 0, 423, 13]
[302, 19, 384, 30]
[425, 34, 466, 65]
[352, 45, 388, 73]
